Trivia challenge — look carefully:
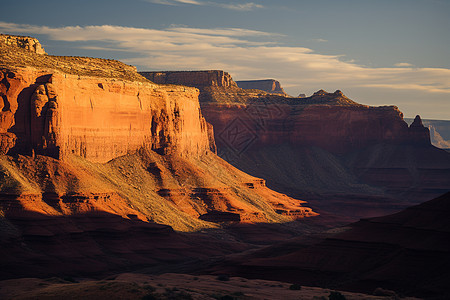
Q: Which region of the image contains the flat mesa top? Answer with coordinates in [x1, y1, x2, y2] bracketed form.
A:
[0, 35, 149, 83]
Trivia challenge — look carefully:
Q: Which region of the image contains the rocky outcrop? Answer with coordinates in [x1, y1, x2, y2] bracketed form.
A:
[236, 79, 287, 95]
[408, 115, 431, 145]
[0, 34, 46, 55]
[0, 40, 145, 83]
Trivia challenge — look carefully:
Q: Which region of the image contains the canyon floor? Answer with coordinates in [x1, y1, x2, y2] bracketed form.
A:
[0, 273, 420, 300]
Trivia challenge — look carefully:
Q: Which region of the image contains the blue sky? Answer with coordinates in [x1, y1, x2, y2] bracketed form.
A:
[2, 0, 449, 119]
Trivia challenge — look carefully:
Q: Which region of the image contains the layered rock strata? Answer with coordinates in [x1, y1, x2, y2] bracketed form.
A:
[1, 68, 210, 162]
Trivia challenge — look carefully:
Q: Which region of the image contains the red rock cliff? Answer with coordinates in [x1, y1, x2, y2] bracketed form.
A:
[1, 68, 211, 162]
[201, 93, 431, 154]
[139, 71, 431, 153]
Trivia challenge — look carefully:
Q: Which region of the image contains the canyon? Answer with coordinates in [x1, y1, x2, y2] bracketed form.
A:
[141, 70, 450, 219]
[1, 35, 449, 299]
[0, 36, 319, 280]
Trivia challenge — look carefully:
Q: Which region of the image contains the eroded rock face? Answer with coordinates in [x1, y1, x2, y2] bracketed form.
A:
[30, 82, 60, 157]
[202, 102, 429, 154]
[1, 68, 211, 162]
[236, 79, 287, 95]
[0, 35, 46, 55]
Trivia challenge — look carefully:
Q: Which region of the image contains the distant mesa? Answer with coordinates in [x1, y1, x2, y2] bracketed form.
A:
[140, 70, 238, 88]
[235, 79, 288, 96]
[429, 125, 450, 149]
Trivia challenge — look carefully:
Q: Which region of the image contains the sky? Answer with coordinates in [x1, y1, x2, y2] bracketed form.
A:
[1, 0, 449, 119]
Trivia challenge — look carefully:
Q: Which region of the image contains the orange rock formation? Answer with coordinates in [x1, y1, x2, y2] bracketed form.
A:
[2, 68, 210, 162]
[0, 35, 317, 233]
[139, 70, 450, 218]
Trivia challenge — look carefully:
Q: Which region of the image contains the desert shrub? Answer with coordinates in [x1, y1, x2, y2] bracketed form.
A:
[213, 292, 245, 300]
[329, 291, 346, 300]
[216, 274, 230, 281]
[218, 296, 234, 300]
[373, 287, 399, 299]
[143, 284, 156, 292]
[163, 288, 193, 300]
[289, 283, 302, 290]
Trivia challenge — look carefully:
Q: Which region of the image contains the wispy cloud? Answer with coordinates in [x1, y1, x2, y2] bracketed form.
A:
[146, 0, 264, 10]
[147, 0, 203, 5]
[218, 3, 263, 10]
[167, 26, 280, 37]
[394, 62, 414, 67]
[1, 22, 449, 118]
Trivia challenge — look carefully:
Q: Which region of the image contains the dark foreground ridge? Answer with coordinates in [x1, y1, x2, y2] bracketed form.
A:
[203, 192, 450, 298]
